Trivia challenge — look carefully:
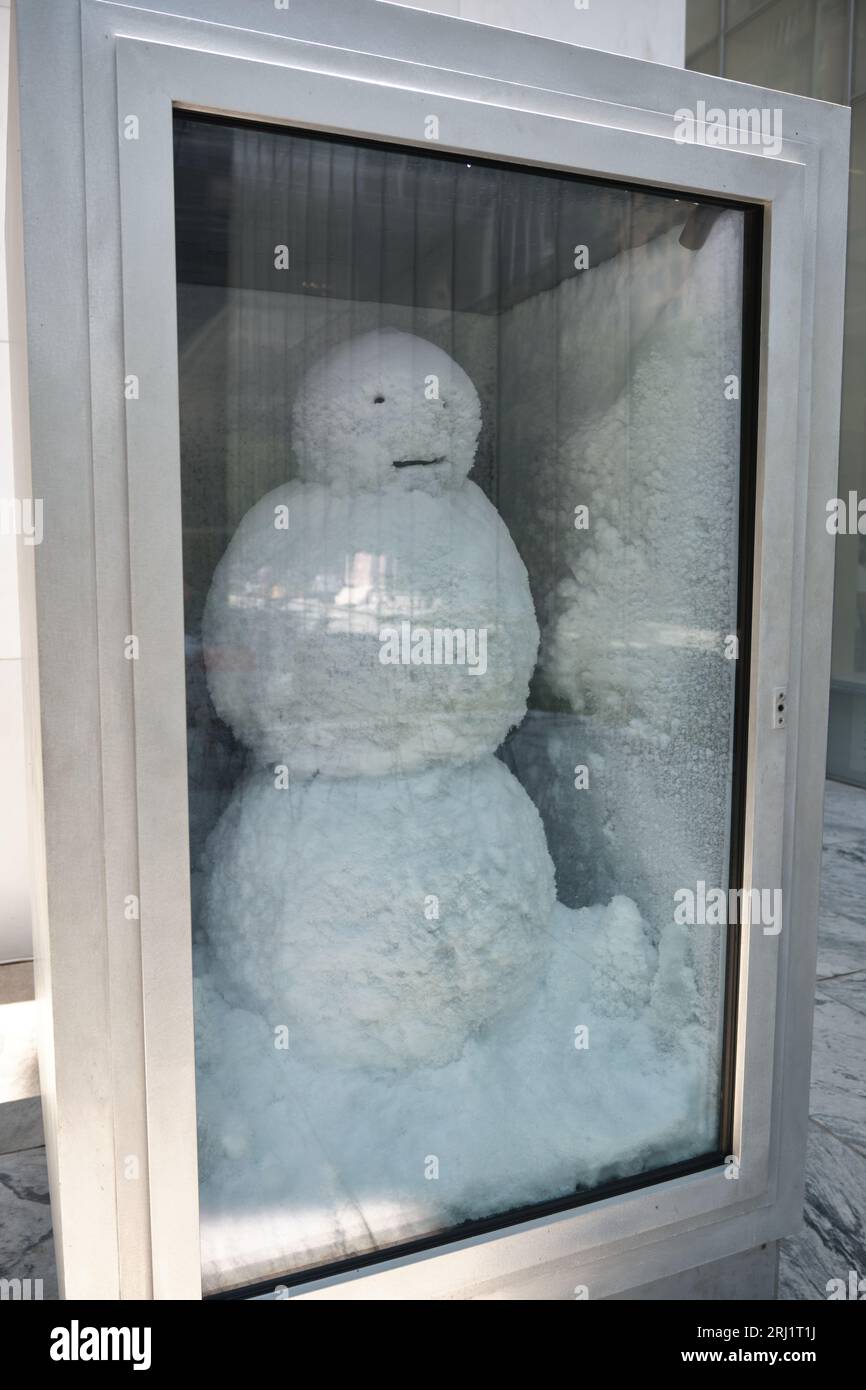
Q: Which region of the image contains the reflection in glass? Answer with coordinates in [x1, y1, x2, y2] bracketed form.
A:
[175, 116, 750, 1293]
[686, 0, 720, 56]
[857, 0, 866, 97]
[725, 0, 849, 103]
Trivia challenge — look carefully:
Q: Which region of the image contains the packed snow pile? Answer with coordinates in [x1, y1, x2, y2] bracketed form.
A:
[499, 211, 742, 996]
[195, 897, 713, 1290]
[203, 758, 555, 1071]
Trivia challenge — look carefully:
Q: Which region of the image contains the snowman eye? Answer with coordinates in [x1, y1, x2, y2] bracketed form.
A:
[373, 394, 385, 404]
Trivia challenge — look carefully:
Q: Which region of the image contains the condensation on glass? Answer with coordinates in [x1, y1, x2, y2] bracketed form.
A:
[686, 0, 866, 784]
[175, 113, 753, 1295]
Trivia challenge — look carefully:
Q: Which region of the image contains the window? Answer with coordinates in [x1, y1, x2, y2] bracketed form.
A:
[175, 114, 759, 1295]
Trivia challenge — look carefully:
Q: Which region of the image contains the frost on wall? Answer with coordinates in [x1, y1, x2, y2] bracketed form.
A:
[190, 211, 743, 1287]
[499, 211, 743, 1083]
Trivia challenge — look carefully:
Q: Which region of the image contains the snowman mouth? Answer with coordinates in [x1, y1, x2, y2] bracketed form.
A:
[393, 457, 445, 470]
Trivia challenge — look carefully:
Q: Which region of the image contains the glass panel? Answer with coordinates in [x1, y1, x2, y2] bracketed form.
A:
[175, 114, 752, 1294]
[855, 0, 866, 98]
[829, 99, 866, 783]
[688, 39, 722, 75]
[727, 0, 767, 25]
[686, 0, 721, 56]
[813, 0, 855, 100]
[725, 0, 849, 103]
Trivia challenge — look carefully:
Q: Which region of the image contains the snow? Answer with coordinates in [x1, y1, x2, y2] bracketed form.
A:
[498, 210, 743, 1025]
[195, 896, 715, 1292]
[291, 329, 482, 496]
[203, 757, 556, 1071]
[190, 233, 742, 1289]
[203, 332, 538, 777]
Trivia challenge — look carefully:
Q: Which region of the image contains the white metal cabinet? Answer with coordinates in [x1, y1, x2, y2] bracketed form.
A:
[6, 0, 849, 1299]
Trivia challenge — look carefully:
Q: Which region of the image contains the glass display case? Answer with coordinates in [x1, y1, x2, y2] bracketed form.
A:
[6, 0, 850, 1299]
[177, 114, 755, 1294]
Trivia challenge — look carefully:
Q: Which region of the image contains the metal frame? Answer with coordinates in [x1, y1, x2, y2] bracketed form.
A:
[6, 0, 849, 1299]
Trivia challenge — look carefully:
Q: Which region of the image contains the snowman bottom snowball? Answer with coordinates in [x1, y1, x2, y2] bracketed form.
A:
[203, 756, 556, 1071]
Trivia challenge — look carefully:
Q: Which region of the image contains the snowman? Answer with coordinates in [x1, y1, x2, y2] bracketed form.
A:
[202, 329, 557, 1071]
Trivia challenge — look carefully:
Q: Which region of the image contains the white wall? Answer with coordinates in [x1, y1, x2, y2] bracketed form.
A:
[0, 0, 31, 963]
[0, 0, 684, 962]
[380, 0, 686, 68]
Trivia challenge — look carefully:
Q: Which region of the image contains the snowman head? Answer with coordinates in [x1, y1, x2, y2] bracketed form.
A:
[291, 329, 482, 494]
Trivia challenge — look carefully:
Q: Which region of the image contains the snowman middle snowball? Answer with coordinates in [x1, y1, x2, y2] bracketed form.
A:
[203, 329, 540, 778]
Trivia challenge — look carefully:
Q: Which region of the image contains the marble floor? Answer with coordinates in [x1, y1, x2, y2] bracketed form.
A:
[0, 780, 863, 1301]
[778, 778, 866, 1299]
[0, 959, 55, 1299]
